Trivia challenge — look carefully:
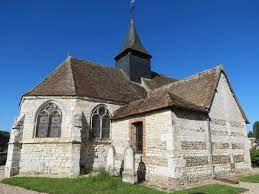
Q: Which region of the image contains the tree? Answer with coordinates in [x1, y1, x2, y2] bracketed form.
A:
[248, 131, 254, 138]
[253, 121, 259, 141]
[0, 131, 10, 152]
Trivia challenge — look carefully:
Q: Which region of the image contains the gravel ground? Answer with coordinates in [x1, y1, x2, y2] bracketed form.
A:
[0, 166, 44, 194]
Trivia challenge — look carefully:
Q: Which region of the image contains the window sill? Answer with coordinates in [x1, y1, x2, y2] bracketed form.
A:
[90, 138, 111, 144]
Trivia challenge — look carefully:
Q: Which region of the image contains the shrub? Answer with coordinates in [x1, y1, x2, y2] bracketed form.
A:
[250, 149, 259, 167]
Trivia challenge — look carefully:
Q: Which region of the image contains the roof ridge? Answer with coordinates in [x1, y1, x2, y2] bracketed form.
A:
[72, 57, 146, 91]
[152, 65, 223, 93]
[67, 57, 77, 95]
[151, 71, 178, 80]
[70, 57, 115, 71]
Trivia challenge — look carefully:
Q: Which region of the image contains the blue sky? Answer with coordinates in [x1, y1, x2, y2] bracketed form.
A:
[0, 0, 258, 132]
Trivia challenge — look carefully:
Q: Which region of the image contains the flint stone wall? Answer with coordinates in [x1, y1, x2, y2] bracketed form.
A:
[111, 109, 173, 185]
[112, 72, 251, 188]
[209, 73, 251, 175]
[170, 109, 211, 184]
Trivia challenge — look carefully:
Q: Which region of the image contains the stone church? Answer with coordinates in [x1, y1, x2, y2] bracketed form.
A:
[5, 4, 251, 187]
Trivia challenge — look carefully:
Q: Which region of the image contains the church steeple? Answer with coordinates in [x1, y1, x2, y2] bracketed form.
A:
[115, 21, 151, 60]
[115, 0, 152, 83]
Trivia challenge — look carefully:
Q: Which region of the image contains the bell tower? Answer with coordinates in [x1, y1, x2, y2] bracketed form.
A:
[115, 0, 152, 83]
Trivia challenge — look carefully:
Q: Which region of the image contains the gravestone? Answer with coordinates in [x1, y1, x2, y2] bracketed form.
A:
[122, 146, 137, 184]
[106, 145, 115, 175]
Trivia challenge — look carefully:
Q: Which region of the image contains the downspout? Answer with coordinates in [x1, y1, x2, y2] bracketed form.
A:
[207, 114, 215, 178]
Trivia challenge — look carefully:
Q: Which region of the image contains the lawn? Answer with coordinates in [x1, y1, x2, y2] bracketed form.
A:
[240, 174, 259, 183]
[1, 171, 248, 194]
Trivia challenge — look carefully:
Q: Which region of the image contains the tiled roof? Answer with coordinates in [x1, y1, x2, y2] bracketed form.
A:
[24, 58, 248, 123]
[151, 66, 223, 109]
[143, 72, 178, 90]
[112, 91, 207, 120]
[24, 57, 147, 103]
[112, 66, 249, 123]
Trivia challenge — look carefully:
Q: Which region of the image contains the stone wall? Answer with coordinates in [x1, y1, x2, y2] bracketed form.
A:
[167, 73, 251, 186]
[9, 96, 122, 177]
[19, 143, 75, 176]
[111, 109, 174, 187]
[6, 72, 251, 185]
[209, 73, 251, 176]
[5, 115, 24, 177]
[111, 72, 251, 187]
[74, 99, 122, 173]
[169, 109, 210, 185]
[16, 97, 81, 177]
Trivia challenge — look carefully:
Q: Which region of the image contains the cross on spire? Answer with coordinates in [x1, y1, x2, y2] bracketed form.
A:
[130, 0, 135, 23]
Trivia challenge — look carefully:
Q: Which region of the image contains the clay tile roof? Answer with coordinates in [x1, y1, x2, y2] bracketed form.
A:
[113, 65, 249, 123]
[151, 65, 223, 109]
[24, 57, 147, 103]
[112, 91, 207, 120]
[142, 71, 178, 90]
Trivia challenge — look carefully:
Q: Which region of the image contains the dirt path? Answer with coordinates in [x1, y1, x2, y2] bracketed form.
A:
[238, 182, 259, 194]
[0, 166, 44, 194]
[239, 168, 259, 194]
[225, 168, 259, 194]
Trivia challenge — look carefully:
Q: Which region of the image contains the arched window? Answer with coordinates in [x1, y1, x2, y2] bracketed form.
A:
[36, 102, 62, 138]
[91, 105, 111, 139]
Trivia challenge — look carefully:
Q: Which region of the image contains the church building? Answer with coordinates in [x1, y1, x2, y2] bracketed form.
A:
[5, 2, 251, 188]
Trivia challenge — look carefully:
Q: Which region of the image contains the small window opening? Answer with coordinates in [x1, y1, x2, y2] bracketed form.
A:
[133, 122, 143, 154]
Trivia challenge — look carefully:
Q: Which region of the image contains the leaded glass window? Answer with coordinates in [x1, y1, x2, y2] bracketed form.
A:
[36, 102, 62, 137]
[91, 105, 111, 139]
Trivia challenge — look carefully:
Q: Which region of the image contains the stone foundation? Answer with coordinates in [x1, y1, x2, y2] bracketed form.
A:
[19, 142, 80, 177]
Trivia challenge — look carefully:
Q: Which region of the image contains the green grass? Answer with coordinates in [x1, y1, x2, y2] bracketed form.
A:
[173, 184, 248, 194]
[1, 171, 248, 194]
[240, 174, 259, 183]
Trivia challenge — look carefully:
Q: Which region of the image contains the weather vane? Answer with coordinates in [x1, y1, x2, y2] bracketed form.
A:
[130, 0, 135, 23]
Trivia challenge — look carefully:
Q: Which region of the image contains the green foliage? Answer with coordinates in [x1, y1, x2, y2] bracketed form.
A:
[250, 149, 259, 166]
[1, 172, 248, 194]
[0, 131, 10, 152]
[248, 131, 254, 138]
[240, 174, 259, 183]
[253, 121, 259, 140]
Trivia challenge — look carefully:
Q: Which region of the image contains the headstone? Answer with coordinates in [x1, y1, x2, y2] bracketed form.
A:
[137, 157, 146, 183]
[106, 145, 115, 175]
[122, 146, 137, 184]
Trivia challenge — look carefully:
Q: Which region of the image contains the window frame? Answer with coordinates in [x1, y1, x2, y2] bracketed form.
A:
[133, 122, 144, 154]
[34, 102, 62, 138]
[90, 105, 111, 140]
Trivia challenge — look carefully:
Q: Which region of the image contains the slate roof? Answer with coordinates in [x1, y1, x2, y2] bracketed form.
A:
[112, 66, 249, 123]
[115, 22, 151, 60]
[24, 57, 148, 103]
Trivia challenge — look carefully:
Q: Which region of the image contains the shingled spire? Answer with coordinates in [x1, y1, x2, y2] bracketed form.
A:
[115, 0, 152, 83]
